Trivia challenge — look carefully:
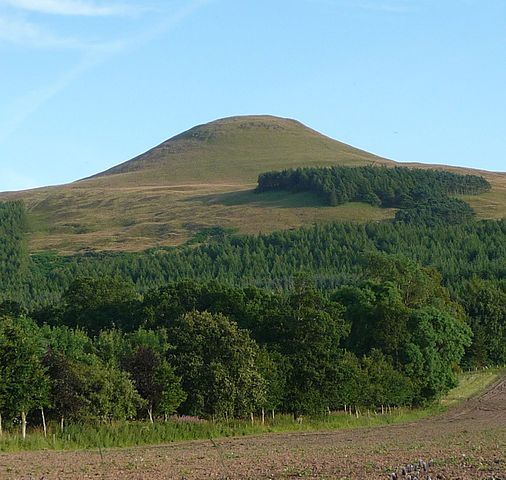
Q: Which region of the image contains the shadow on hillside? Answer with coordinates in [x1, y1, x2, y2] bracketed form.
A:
[185, 189, 327, 209]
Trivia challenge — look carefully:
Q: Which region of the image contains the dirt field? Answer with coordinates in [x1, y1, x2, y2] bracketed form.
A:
[1, 377, 505, 480]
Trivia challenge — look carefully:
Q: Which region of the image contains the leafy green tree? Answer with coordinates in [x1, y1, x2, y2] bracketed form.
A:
[81, 361, 144, 422]
[255, 348, 287, 415]
[0, 316, 49, 439]
[168, 311, 266, 418]
[336, 282, 411, 363]
[156, 361, 186, 419]
[460, 278, 506, 366]
[41, 325, 93, 363]
[360, 350, 414, 407]
[43, 349, 86, 431]
[61, 276, 141, 334]
[124, 347, 185, 422]
[336, 254, 472, 403]
[361, 252, 460, 312]
[404, 307, 472, 401]
[272, 282, 350, 414]
[94, 329, 128, 366]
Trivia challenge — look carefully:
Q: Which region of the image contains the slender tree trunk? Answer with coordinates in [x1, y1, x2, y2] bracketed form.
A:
[60, 416, 64, 434]
[21, 411, 27, 440]
[0, 412, 2, 436]
[261, 408, 265, 426]
[148, 406, 154, 424]
[250, 412, 254, 426]
[41, 407, 47, 438]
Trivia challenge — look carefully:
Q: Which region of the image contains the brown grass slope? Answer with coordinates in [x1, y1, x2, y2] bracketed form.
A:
[1, 115, 505, 253]
[86, 115, 391, 185]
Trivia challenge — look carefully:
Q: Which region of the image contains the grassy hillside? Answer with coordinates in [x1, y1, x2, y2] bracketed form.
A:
[1, 115, 505, 252]
[87, 115, 391, 185]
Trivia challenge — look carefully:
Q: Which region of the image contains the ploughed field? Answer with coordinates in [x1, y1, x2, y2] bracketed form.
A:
[1, 377, 505, 479]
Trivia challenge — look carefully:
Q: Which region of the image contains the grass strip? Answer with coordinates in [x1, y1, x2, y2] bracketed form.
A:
[0, 368, 502, 452]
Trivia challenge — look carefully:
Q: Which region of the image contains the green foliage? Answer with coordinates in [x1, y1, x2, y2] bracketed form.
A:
[404, 307, 472, 401]
[265, 283, 349, 414]
[167, 311, 266, 418]
[156, 361, 186, 417]
[79, 360, 144, 422]
[0, 197, 503, 435]
[394, 197, 475, 226]
[334, 256, 473, 403]
[186, 226, 238, 245]
[59, 276, 141, 334]
[0, 202, 28, 299]
[360, 350, 414, 407]
[256, 165, 489, 225]
[460, 278, 506, 366]
[43, 350, 87, 423]
[123, 347, 185, 420]
[255, 348, 287, 412]
[0, 316, 49, 423]
[40, 325, 93, 363]
[13, 219, 503, 312]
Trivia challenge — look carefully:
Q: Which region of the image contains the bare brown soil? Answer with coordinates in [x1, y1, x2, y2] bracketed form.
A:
[1, 378, 505, 480]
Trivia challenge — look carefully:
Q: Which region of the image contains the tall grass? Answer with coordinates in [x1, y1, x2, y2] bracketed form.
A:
[0, 409, 435, 453]
[441, 367, 503, 407]
[0, 368, 502, 452]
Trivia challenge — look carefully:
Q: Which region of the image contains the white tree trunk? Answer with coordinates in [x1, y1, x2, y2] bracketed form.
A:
[60, 416, 64, 433]
[21, 411, 27, 440]
[148, 406, 154, 424]
[41, 407, 47, 438]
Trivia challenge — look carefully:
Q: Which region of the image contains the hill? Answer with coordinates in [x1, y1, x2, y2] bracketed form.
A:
[87, 115, 390, 184]
[1, 115, 505, 252]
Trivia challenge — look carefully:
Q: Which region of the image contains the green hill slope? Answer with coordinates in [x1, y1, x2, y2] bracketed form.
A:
[1, 115, 505, 253]
[86, 115, 391, 186]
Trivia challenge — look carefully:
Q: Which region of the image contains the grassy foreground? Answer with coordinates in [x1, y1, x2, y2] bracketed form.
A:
[0, 369, 502, 453]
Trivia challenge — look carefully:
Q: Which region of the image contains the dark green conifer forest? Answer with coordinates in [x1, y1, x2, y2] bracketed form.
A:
[257, 166, 490, 224]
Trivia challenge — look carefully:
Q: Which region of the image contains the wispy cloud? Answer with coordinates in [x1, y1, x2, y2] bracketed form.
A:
[0, 0, 138, 16]
[0, 0, 211, 145]
[0, 14, 94, 48]
[0, 0, 145, 49]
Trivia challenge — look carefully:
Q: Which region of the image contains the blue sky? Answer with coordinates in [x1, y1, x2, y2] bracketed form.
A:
[1, 0, 505, 191]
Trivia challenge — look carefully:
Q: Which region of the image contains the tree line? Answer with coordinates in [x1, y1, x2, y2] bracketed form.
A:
[256, 166, 490, 224]
[0, 253, 474, 437]
[1, 201, 505, 368]
[0, 201, 28, 293]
